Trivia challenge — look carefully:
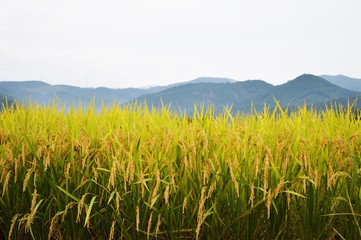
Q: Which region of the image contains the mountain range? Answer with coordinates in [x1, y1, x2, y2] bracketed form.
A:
[135, 74, 361, 114]
[1, 74, 361, 114]
[319, 75, 361, 92]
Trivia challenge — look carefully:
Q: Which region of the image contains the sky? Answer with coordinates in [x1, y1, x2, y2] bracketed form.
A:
[0, 0, 360, 89]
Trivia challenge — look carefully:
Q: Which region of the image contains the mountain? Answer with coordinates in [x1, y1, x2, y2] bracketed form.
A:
[270, 74, 358, 106]
[144, 77, 236, 93]
[320, 75, 361, 92]
[180, 77, 236, 85]
[1, 75, 360, 114]
[0, 81, 153, 109]
[0, 77, 236, 109]
[134, 74, 361, 115]
[135, 80, 273, 115]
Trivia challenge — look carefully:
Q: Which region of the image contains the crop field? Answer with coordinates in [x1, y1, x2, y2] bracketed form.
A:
[0, 102, 361, 239]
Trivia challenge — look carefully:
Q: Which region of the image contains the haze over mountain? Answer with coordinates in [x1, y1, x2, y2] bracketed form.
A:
[320, 75, 361, 92]
[0, 74, 360, 114]
[141, 77, 236, 93]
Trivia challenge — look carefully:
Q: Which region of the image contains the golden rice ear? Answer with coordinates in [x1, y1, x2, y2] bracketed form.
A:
[2, 101, 361, 239]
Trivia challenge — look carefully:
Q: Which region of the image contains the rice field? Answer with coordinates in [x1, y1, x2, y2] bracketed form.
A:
[0, 102, 361, 239]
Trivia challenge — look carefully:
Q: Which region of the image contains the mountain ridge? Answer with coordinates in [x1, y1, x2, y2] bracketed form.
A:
[319, 75, 361, 92]
[134, 74, 360, 115]
[1, 74, 360, 114]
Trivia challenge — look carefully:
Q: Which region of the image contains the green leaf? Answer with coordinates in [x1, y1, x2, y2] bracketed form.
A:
[84, 196, 97, 227]
[56, 186, 80, 202]
[283, 190, 306, 199]
[107, 191, 116, 205]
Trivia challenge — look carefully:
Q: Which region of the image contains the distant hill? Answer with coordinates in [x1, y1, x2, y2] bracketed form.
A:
[320, 75, 361, 92]
[0, 81, 153, 109]
[180, 77, 236, 85]
[0, 77, 237, 109]
[270, 74, 358, 106]
[144, 77, 236, 93]
[134, 74, 361, 115]
[1, 75, 360, 114]
[135, 80, 273, 115]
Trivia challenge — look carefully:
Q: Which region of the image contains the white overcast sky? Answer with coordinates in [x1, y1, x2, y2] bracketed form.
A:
[0, 0, 360, 88]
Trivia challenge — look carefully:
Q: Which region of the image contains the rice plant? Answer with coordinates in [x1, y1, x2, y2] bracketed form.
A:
[0, 101, 360, 239]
